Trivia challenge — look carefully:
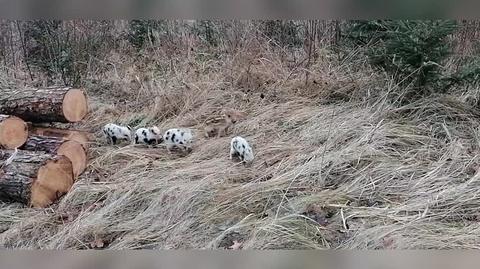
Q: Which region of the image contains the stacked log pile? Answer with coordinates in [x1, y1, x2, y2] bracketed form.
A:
[0, 86, 90, 208]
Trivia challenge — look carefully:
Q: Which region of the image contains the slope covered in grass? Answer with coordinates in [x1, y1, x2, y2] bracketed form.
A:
[1, 41, 480, 249]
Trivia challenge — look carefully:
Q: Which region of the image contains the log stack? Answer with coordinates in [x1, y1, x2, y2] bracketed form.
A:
[0, 86, 90, 208]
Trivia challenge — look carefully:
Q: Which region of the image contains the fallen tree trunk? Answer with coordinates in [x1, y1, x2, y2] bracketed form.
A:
[28, 126, 90, 150]
[0, 149, 74, 208]
[22, 135, 87, 178]
[0, 115, 28, 149]
[0, 87, 88, 123]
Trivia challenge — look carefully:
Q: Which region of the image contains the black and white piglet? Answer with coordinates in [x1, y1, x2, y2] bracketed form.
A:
[230, 136, 254, 164]
[103, 123, 133, 145]
[163, 128, 194, 152]
[134, 126, 163, 145]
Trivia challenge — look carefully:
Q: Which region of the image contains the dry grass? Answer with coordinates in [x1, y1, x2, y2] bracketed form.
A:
[1, 39, 480, 250]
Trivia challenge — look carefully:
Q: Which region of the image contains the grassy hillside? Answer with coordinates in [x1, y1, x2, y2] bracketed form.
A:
[1, 20, 480, 249]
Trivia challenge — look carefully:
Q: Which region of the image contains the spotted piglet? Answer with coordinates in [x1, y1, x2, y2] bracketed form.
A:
[163, 128, 194, 153]
[103, 123, 133, 145]
[230, 136, 254, 165]
[134, 126, 163, 145]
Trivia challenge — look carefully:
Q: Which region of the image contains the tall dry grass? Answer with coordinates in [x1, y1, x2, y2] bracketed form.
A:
[1, 21, 480, 249]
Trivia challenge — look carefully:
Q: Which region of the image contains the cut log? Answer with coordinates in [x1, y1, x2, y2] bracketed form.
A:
[0, 115, 28, 149]
[0, 149, 74, 208]
[22, 135, 87, 178]
[28, 126, 90, 150]
[0, 87, 88, 123]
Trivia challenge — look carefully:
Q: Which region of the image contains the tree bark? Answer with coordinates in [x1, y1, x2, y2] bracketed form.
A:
[22, 135, 87, 178]
[28, 126, 90, 150]
[0, 149, 74, 208]
[0, 115, 28, 149]
[0, 87, 88, 123]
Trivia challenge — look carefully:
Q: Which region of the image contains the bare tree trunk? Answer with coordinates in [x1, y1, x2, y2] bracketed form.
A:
[0, 149, 74, 207]
[22, 135, 87, 178]
[0, 87, 88, 123]
[15, 21, 33, 82]
[28, 126, 91, 150]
